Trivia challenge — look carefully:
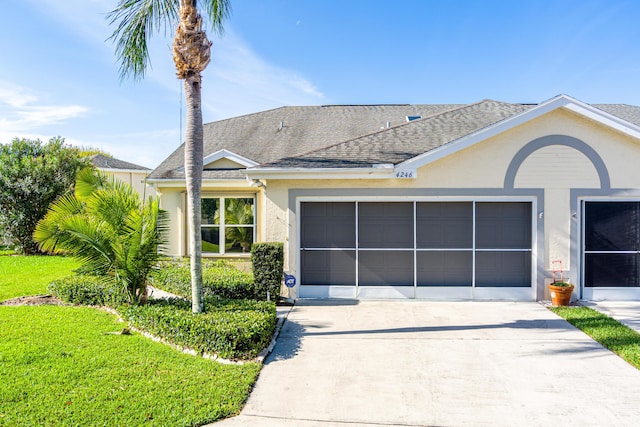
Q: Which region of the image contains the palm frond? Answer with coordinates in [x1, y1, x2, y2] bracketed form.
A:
[75, 167, 109, 200]
[107, 0, 181, 80]
[34, 194, 85, 253]
[199, 0, 232, 35]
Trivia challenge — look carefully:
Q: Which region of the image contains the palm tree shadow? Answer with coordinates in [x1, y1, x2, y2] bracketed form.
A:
[264, 316, 595, 362]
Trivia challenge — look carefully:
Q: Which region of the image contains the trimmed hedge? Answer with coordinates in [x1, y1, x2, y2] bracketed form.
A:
[251, 242, 284, 300]
[48, 275, 130, 306]
[149, 259, 256, 299]
[121, 297, 277, 360]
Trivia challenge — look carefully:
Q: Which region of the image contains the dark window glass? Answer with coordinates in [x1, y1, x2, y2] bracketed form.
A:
[201, 227, 220, 253]
[358, 251, 414, 286]
[225, 227, 254, 253]
[201, 198, 220, 225]
[416, 251, 472, 286]
[416, 202, 472, 248]
[359, 202, 413, 248]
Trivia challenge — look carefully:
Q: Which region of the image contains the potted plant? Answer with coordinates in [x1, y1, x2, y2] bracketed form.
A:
[549, 281, 574, 306]
[549, 260, 574, 306]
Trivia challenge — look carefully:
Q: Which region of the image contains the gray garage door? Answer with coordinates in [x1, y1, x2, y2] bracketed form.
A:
[583, 201, 640, 300]
[300, 201, 533, 299]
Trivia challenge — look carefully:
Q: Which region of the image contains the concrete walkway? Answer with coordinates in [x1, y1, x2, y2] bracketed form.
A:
[214, 300, 640, 427]
[584, 301, 640, 333]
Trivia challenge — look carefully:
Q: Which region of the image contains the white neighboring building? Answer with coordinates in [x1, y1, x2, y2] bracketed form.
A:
[90, 154, 156, 199]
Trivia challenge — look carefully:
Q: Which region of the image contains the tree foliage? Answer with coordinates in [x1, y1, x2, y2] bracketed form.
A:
[0, 137, 88, 254]
[34, 167, 168, 304]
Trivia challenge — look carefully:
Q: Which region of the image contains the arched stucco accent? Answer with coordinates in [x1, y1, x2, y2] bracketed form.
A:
[504, 135, 610, 190]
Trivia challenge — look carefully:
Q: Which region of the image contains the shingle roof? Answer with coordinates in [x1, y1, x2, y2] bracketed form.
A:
[91, 154, 150, 171]
[149, 104, 462, 179]
[149, 100, 640, 179]
[260, 100, 533, 168]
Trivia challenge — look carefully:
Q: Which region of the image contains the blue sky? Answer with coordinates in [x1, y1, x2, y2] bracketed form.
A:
[1, 0, 639, 168]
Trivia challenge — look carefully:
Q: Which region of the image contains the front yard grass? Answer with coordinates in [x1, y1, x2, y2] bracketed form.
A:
[551, 306, 640, 369]
[0, 254, 79, 301]
[2, 255, 275, 426]
[0, 305, 261, 426]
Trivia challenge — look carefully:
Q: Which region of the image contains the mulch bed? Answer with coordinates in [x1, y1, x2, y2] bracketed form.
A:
[1, 294, 67, 306]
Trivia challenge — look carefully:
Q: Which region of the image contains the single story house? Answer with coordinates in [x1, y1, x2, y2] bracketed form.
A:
[91, 154, 156, 199]
[147, 95, 640, 301]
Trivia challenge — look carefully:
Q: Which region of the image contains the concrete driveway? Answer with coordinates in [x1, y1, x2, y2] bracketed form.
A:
[215, 300, 640, 426]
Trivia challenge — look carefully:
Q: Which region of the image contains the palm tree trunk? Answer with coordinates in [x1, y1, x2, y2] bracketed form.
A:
[184, 74, 204, 313]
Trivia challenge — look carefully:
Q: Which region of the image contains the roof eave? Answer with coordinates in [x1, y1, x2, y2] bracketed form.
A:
[146, 178, 252, 188]
[245, 165, 395, 180]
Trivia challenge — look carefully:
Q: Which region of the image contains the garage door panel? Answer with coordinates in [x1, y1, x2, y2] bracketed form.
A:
[585, 253, 639, 287]
[301, 202, 355, 248]
[476, 251, 531, 287]
[359, 202, 413, 248]
[476, 202, 531, 249]
[416, 202, 472, 248]
[301, 250, 356, 286]
[585, 202, 639, 251]
[359, 251, 414, 286]
[416, 251, 472, 286]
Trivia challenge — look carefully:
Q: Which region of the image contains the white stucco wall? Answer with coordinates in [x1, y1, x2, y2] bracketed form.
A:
[103, 170, 156, 199]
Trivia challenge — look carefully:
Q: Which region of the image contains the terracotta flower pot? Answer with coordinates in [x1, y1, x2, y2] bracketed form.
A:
[549, 283, 574, 306]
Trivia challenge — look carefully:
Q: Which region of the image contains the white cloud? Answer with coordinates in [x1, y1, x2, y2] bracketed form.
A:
[201, 30, 326, 119]
[0, 81, 89, 133]
[142, 29, 326, 121]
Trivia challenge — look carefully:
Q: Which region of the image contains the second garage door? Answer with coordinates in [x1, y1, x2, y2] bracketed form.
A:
[300, 200, 533, 299]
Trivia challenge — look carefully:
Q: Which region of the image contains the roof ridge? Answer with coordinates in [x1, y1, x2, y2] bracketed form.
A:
[203, 105, 293, 127]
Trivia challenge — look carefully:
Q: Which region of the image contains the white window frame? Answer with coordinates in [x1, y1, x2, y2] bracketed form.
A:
[201, 195, 256, 256]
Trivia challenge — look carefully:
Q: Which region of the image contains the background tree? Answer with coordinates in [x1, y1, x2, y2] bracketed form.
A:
[0, 137, 88, 254]
[34, 167, 168, 304]
[108, 0, 231, 313]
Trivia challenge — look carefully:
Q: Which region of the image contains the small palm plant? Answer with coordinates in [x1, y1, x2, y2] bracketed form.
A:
[34, 167, 168, 304]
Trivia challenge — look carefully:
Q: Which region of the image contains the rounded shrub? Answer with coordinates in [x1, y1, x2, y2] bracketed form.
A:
[48, 275, 130, 306]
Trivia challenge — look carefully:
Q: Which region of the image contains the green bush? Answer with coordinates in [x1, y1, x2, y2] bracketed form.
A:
[150, 259, 256, 300]
[251, 242, 284, 300]
[121, 297, 276, 360]
[0, 137, 88, 254]
[48, 274, 130, 306]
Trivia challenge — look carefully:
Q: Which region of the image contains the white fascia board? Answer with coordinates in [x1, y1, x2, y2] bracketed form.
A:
[202, 149, 258, 168]
[244, 165, 395, 180]
[146, 178, 251, 188]
[396, 94, 640, 173]
[563, 102, 640, 139]
[97, 167, 151, 174]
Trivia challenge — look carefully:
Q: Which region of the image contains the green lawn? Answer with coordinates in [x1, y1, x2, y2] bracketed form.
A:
[0, 255, 79, 301]
[551, 306, 640, 369]
[0, 305, 260, 426]
[1, 255, 270, 426]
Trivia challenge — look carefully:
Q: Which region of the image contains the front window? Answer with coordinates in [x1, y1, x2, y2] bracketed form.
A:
[201, 197, 255, 254]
